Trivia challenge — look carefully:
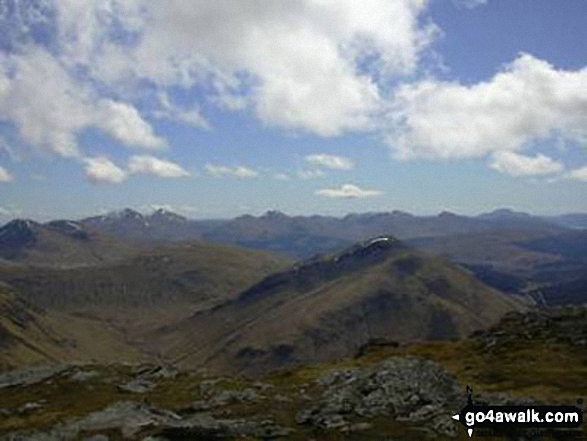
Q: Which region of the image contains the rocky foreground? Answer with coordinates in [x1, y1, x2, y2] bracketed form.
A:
[1, 307, 586, 440]
[0, 357, 470, 440]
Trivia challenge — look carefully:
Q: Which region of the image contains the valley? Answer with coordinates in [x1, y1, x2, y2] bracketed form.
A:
[0, 208, 585, 439]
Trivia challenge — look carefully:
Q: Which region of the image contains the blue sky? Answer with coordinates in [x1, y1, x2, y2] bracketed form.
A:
[0, 0, 586, 221]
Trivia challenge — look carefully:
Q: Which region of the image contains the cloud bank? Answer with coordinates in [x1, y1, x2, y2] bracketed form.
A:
[83, 157, 127, 184]
[316, 184, 383, 199]
[0, 1, 585, 184]
[388, 55, 587, 162]
[305, 154, 355, 171]
[490, 152, 564, 177]
[128, 155, 190, 178]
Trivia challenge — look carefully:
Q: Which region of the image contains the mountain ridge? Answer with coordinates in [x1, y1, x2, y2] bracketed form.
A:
[155, 236, 525, 374]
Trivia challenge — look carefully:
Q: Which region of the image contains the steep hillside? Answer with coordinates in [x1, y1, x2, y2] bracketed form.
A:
[0, 219, 139, 267]
[198, 210, 567, 259]
[0, 284, 144, 370]
[0, 242, 291, 310]
[1, 307, 585, 440]
[81, 208, 220, 243]
[409, 229, 587, 305]
[157, 237, 523, 374]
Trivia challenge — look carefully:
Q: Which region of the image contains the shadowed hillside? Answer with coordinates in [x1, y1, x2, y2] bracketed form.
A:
[0, 242, 291, 310]
[155, 237, 524, 375]
[0, 284, 145, 370]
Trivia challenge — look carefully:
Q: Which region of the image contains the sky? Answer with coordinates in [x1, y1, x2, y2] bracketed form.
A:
[0, 0, 586, 221]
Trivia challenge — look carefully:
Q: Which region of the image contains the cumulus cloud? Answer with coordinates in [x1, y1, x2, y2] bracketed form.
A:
[2, 1, 585, 183]
[0, 165, 13, 182]
[83, 156, 127, 184]
[567, 166, 587, 182]
[490, 152, 564, 177]
[31, 0, 434, 137]
[153, 91, 211, 130]
[388, 54, 587, 160]
[316, 183, 383, 199]
[205, 164, 259, 179]
[0, 49, 165, 158]
[98, 101, 167, 149]
[129, 155, 190, 178]
[305, 154, 355, 171]
[297, 169, 326, 180]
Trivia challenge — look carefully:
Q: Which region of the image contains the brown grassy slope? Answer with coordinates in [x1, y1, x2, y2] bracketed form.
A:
[0, 220, 143, 268]
[0, 242, 291, 370]
[1, 308, 584, 440]
[0, 242, 292, 310]
[155, 239, 524, 374]
[0, 284, 145, 371]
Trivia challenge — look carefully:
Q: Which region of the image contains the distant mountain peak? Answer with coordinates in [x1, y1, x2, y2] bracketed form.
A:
[333, 235, 401, 262]
[150, 208, 187, 223]
[478, 208, 532, 220]
[390, 210, 413, 217]
[0, 219, 40, 248]
[2, 219, 38, 229]
[261, 210, 288, 219]
[438, 211, 459, 218]
[108, 208, 143, 219]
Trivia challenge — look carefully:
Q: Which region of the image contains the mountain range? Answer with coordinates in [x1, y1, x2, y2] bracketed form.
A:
[0, 207, 585, 373]
[73, 207, 583, 259]
[155, 237, 523, 374]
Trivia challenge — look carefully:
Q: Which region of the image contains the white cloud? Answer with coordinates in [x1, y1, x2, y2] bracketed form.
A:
[98, 101, 167, 149]
[153, 91, 211, 130]
[0, 165, 13, 182]
[388, 54, 587, 160]
[316, 183, 383, 199]
[490, 152, 564, 177]
[305, 154, 355, 171]
[83, 156, 127, 184]
[297, 169, 326, 180]
[47, 0, 434, 137]
[0, 49, 165, 158]
[567, 166, 587, 182]
[128, 155, 190, 178]
[205, 164, 259, 179]
[3, 1, 586, 185]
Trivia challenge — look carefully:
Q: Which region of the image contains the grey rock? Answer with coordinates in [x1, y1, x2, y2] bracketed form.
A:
[160, 415, 292, 439]
[316, 368, 357, 387]
[0, 365, 69, 390]
[150, 366, 179, 380]
[297, 357, 464, 437]
[18, 401, 44, 413]
[70, 370, 100, 383]
[0, 402, 181, 440]
[192, 388, 258, 411]
[118, 379, 154, 394]
[68, 401, 180, 439]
